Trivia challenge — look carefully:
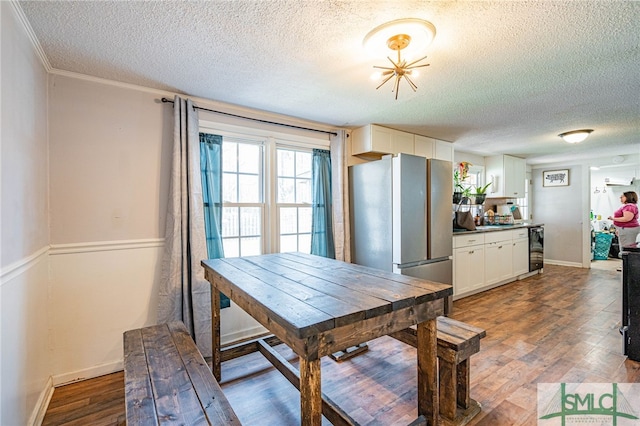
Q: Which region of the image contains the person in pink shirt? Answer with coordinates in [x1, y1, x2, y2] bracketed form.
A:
[608, 191, 640, 254]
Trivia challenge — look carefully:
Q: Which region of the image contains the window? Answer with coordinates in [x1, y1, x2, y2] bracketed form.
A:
[202, 124, 327, 257]
[517, 173, 531, 220]
[221, 139, 263, 257]
[277, 148, 312, 253]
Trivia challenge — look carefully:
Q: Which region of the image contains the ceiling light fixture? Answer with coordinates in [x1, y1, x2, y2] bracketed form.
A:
[558, 129, 593, 144]
[363, 19, 436, 100]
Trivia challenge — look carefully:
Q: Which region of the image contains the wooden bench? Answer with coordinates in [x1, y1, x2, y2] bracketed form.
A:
[390, 316, 486, 426]
[123, 321, 241, 425]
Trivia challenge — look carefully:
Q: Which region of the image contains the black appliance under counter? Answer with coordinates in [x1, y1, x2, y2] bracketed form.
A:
[621, 242, 640, 361]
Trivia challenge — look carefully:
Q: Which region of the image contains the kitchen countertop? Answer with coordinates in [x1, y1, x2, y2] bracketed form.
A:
[453, 223, 544, 235]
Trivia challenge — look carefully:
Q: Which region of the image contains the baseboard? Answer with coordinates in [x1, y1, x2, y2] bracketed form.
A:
[221, 324, 269, 346]
[47, 326, 264, 386]
[453, 278, 516, 300]
[544, 259, 583, 268]
[516, 270, 542, 280]
[52, 360, 123, 387]
[29, 376, 54, 426]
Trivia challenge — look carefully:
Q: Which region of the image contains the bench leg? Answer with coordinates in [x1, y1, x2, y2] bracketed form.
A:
[438, 357, 457, 421]
[457, 358, 470, 409]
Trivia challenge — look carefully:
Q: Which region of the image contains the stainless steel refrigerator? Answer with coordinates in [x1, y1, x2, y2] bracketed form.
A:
[349, 153, 453, 286]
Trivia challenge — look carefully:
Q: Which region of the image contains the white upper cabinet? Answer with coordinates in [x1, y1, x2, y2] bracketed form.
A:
[392, 129, 415, 154]
[352, 124, 414, 155]
[352, 124, 453, 162]
[414, 135, 454, 162]
[485, 154, 526, 197]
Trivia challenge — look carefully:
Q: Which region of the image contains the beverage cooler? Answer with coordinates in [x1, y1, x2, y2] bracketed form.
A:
[528, 226, 544, 272]
[621, 243, 640, 361]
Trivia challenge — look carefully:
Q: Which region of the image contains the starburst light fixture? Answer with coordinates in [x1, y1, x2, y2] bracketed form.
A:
[363, 18, 436, 100]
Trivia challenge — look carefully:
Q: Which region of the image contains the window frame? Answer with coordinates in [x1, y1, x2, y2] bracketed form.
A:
[199, 120, 329, 256]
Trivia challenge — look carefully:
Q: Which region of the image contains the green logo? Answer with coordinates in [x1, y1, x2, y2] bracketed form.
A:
[539, 383, 639, 425]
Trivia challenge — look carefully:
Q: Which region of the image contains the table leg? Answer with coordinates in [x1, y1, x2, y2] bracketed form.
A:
[417, 318, 439, 425]
[299, 357, 322, 426]
[211, 286, 221, 381]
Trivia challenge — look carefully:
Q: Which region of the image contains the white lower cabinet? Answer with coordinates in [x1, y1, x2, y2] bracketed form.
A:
[512, 238, 529, 276]
[453, 234, 485, 295]
[484, 232, 513, 285]
[484, 242, 513, 285]
[454, 244, 485, 295]
[453, 228, 533, 298]
[511, 228, 529, 277]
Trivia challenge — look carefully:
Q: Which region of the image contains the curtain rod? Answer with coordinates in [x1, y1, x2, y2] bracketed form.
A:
[161, 98, 337, 137]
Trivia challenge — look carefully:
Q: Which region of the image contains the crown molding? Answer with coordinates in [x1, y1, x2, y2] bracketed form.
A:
[50, 68, 339, 135]
[49, 68, 178, 97]
[13, 0, 340, 136]
[10, 0, 52, 72]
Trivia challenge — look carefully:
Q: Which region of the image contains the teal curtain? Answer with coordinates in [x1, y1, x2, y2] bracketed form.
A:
[310, 149, 335, 258]
[199, 133, 230, 309]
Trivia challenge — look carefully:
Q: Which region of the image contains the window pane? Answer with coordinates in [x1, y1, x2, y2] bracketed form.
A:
[298, 234, 311, 254]
[298, 207, 312, 233]
[223, 238, 240, 258]
[280, 235, 298, 253]
[296, 151, 312, 179]
[278, 177, 295, 203]
[239, 174, 260, 203]
[223, 142, 237, 172]
[277, 149, 295, 177]
[222, 207, 239, 237]
[280, 207, 298, 234]
[240, 207, 261, 236]
[238, 144, 260, 174]
[241, 237, 262, 256]
[296, 179, 312, 204]
[223, 172, 237, 203]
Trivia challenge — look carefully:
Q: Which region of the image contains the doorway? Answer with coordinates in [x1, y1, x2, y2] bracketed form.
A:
[589, 163, 640, 270]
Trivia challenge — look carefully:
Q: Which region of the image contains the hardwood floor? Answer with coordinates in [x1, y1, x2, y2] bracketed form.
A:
[42, 264, 640, 425]
[42, 372, 125, 426]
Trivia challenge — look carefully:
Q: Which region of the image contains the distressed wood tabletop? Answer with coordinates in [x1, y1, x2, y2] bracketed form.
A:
[202, 252, 452, 425]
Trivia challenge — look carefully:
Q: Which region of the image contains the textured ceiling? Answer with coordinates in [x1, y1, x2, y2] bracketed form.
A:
[18, 1, 640, 166]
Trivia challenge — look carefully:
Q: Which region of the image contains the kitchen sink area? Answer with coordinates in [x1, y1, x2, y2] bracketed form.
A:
[453, 223, 541, 234]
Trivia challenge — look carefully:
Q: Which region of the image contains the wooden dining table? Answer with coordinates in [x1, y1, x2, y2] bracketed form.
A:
[201, 252, 452, 425]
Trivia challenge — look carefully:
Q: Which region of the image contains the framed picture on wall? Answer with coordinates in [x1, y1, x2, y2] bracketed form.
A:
[543, 169, 569, 187]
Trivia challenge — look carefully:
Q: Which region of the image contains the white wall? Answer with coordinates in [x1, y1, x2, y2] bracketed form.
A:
[47, 75, 331, 381]
[531, 164, 590, 267]
[2, 7, 313, 420]
[453, 151, 485, 168]
[1, 2, 51, 424]
[47, 75, 172, 382]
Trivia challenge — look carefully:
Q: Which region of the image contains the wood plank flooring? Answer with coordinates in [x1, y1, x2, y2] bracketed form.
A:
[42, 264, 640, 425]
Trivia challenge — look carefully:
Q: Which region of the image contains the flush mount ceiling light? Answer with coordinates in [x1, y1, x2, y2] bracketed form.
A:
[558, 129, 593, 144]
[363, 18, 436, 100]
